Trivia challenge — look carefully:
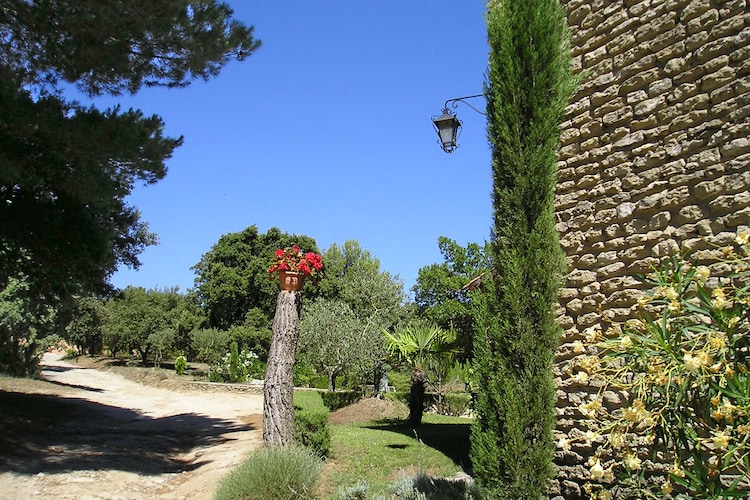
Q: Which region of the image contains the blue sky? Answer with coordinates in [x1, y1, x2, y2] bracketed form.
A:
[78, 2, 493, 297]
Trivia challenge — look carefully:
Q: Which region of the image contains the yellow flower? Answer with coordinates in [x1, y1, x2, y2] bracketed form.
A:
[574, 371, 589, 384]
[712, 287, 728, 309]
[584, 326, 601, 343]
[694, 265, 710, 284]
[590, 459, 605, 480]
[668, 300, 681, 313]
[598, 490, 612, 500]
[707, 331, 727, 351]
[624, 453, 642, 470]
[736, 228, 750, 245]
[571, 340, 586, 354]
[720, 402, 738, 423]
[663, 286, 679, 301]
[662, 480, 673, 495]
[608, 431, 626, 449]
[579, 397, 602, 417]
[557, 437, 571, 452]
[671, 462, 686, 478]
[584, 430, 599, 444]
[711, 430, 730, 451]
[728, 316, 740, 329]
[684, 351, 712, 371]
[620, 335, 633, 348]
[637, 295, 650, 307]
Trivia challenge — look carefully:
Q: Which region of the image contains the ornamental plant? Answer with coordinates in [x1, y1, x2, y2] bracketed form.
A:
[568, 228, 750, 499]
[268, 245, 324, 279]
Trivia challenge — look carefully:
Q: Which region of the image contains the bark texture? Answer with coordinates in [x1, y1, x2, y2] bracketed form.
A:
[263, 290, 302, 446]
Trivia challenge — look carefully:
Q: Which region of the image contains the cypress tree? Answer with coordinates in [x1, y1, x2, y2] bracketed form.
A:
[470, 0, 576, 497]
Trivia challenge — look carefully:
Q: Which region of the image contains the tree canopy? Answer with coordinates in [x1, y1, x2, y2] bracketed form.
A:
[0, 0, 260, 303]
[0, 1, 260, 374]
[1, 0, 261, 95]
[192, 226, 320, 329]
[413, 237, 489, 358]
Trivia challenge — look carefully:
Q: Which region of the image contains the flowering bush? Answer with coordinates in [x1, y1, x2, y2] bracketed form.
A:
[566, 228, 750, 499]
[267, 245, 323, 279]
[209, 342, 262, 383]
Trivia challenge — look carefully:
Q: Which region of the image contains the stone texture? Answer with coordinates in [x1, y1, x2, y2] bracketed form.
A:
[553, 1, 750, 497]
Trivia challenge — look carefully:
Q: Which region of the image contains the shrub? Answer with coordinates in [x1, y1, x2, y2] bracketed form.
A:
[174, 355, 187, 375]
[213, 445, 322, 500]
[389, 471, 480, 500]
[436, 393, 471, 417]
[294, 407, 331, 457]
[573, 234, 750, 499]
[210, 344, 260, 383]
[321, 390, 361, 411]
[384, 391, 410, 405]
[337, 479, 373, 500]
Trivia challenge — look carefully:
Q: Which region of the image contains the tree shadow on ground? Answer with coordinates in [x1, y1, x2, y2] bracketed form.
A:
[364, 421, 473, 474]
[0, 390, 255, 476]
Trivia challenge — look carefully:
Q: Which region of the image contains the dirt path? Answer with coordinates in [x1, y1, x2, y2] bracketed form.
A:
[0, 353, 265, 499]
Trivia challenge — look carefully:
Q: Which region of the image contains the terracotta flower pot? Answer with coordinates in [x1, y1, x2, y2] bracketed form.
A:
[279, 270, 305, 291]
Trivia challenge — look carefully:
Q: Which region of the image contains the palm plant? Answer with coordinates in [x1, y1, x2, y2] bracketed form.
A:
[383, 323, 456, 426]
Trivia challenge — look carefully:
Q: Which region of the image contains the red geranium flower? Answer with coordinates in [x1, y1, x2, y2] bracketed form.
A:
[268, 246, 324, 279]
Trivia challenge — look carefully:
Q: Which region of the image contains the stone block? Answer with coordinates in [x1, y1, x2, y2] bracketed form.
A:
[701, 66, 736, 92]
[620, 68, 660, 93]
[721, 137, 750, 158]
[710, 191, 750, 215]
[686, 8, 719, 34]
[601, 276, 643, 294]
[634, 95, 666, 116]
[694, 177, 727, 200]
[567, 269, 597, 286]
[598, 261, 626, 278]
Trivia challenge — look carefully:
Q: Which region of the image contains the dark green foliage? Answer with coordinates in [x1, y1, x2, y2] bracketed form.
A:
[0, 78, 179, 301]
[192, 226, 320, 329]
[1, 0, 261, 96]
[439, 392, 472, 417]
[227, 341, 243, 382]
[104, 286, 186, 363]
[294, 407, 331, 457]
[65, 296, 107, 355]
[471, 0, 576, 498]
[0, 1, 258, 374]
[413, 237, 490, 360]
[320, 390, 361, 411]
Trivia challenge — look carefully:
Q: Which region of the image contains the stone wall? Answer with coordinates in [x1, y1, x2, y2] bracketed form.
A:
[553, 0, 750, 497]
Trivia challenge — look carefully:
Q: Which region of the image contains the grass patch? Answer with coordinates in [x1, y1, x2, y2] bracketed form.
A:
[320, 414, 472, 498]
[293, 390, 327, 411]
[214, 445, 323, 500]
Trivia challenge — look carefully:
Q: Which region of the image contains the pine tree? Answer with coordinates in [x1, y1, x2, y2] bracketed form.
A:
[470, 1, 576, 497]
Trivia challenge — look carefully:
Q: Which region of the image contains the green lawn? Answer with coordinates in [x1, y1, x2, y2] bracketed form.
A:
[320, 414, 472, 498]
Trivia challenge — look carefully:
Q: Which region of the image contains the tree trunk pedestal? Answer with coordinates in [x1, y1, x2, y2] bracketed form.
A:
[263, 290, 302, 446]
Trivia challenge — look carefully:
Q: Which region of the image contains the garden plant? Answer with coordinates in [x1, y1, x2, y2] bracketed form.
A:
[569, 228, 750, 499]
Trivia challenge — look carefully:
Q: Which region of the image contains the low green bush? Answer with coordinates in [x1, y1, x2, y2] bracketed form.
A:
[383, 391, 409, 405]
[387, 370, 411, 392]
[389, 471, 481, 500]
[174, 355, 188, 375]
[213, 445, 322, 500]
[321, 390, 361, 411]
[437, 393, 472, 417]
[294, 408, 331, 457]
